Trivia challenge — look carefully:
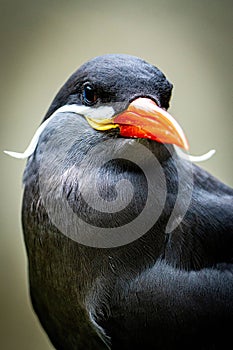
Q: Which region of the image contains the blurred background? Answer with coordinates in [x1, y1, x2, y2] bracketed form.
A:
[0, 0, 232, 348]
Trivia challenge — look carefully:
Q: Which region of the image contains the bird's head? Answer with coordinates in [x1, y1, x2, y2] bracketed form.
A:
[43, 54, 189, 151]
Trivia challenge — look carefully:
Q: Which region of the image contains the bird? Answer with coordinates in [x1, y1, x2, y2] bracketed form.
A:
[5, 54, 233, 349]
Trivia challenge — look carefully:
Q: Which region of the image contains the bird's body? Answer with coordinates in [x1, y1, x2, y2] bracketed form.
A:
[17, 54, 233, 349]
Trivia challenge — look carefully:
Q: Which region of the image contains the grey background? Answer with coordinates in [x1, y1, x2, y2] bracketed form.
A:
[0, 0, 232, 349]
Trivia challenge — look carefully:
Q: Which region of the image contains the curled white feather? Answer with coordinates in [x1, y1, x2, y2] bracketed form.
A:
[174, 145, 216, 162]
[4, 105, 87, 159]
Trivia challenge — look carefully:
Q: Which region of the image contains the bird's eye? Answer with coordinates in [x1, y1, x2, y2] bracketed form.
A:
[82, 84, 97, 106]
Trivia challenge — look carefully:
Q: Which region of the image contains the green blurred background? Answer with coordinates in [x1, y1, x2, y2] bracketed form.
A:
[0, 0, 232, 349]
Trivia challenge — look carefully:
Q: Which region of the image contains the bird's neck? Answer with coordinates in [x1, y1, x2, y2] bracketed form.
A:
[22, 146, 180, 277]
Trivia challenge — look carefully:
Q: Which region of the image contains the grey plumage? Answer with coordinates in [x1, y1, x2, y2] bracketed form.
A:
[22, 54, 233, 349]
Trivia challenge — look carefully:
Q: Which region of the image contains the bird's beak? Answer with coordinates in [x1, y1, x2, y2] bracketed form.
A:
[114, 98, 189, 150]
[86, 97, 189, 150]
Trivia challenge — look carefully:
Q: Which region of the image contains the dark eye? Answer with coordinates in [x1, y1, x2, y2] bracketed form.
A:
[82, 84, 97, 106]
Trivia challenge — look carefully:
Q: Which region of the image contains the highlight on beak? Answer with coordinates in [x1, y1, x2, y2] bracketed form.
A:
[114, 97, 189, 150]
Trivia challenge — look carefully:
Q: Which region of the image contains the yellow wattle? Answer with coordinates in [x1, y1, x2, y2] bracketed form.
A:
[85, 117, 119, 131]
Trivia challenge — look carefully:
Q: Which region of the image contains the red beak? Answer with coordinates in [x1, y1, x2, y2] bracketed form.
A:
[114, 97, 189, 150]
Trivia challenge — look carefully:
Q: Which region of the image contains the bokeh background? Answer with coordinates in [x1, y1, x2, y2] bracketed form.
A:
[0, 0, 232, 349]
